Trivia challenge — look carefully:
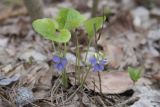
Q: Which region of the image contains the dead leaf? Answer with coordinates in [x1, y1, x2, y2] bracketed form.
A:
[135, 77, 152, 86]
[33, 90, 49, 100]
[131, 6, 150, 29]
[0, 74, 20, 86]
[147, 29, 160, 57]
[20, 62, 50, 88]
[85, 71, 134, 94]
[1, 64, 13, 74]
[0, 63, 22, 86]
[104, 44, 123, 68]
[150, 8, 160, 19]
[17, 62, 53, 100]
[0, 6, 27, 22]
[152, 72, 160, 82]
[0, 37, 8, 48]
[0, 47, 15, 64]
[19, 50, 47, 62]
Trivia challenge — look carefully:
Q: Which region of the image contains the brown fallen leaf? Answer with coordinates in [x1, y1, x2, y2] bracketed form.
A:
[0, 6, 27, 22]
[135, 0, 160, 7]
[135, 77, 152, 86]
[0, 47, 15, 65]
[152, 72, 160, 82]
[85, 71, 134, 94]
[97, 42, 123, 68]
[105, 44, 123, 68]
[20, 62, 50, 88]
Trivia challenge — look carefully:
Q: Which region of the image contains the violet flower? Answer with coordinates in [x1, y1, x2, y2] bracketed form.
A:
[52, 55, 67, 71]
[89, 56, 107, 72]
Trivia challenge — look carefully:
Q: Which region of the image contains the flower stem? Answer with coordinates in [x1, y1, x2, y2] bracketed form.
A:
[80, 66, 91, 87]
[84, 39, 92, 63]
[75, 35, 81, 84]
[98, 71, 102, 94]
[52, 41, 56, 52]
[61, 70, 68, 88]
[62, 43, 68, 88]
[82, 39, 92, 84]
[64, 43, 67, 56]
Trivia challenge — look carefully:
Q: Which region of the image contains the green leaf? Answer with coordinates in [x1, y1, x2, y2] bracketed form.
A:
[32, 18, 71, 43]
[53, 29, 71, 43]
[32, 18, 58, 40]
[83, 16, 106, 39]
[56, 8, 86, 30]
[128, 67, 141, 82]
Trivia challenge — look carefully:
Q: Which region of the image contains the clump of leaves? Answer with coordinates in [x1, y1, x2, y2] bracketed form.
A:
[32, 8, 108, 88]
[32, 7, 141, 91]
[128, 67, 142, 82]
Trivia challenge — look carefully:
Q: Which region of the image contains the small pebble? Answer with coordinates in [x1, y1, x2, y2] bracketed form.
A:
[15, 87, 35, 106]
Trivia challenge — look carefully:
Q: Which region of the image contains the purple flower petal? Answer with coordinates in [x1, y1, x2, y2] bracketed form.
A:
[93, 64, 100, 72]
[56, 63, 64, 71]
[92, 64, 104, 72]
[52, 55, 60, 63]
[89, 57, 97, 65]
[100, 59, 107, 65]
[61, 57, 67, 66]
[99, 64, 104, 71]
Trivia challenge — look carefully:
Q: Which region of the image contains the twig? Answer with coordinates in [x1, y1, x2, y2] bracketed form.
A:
[97, 96, 107, 107]
[61, 87, 65, 106]
[51, 77, 61, 103]
[42, 100, 56, 106]
[63, 86, 81, 103]
[115, 97, 139, 107]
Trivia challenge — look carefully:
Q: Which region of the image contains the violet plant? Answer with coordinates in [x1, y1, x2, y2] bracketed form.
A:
[32, 8, 107, 88]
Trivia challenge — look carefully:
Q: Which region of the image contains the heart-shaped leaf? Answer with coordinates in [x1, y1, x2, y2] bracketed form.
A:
[32, 18, 71, 43]
[84, 16, 106, 39]
[56, 8, 86, 30]
[128, 67, 141, 82]
[53, 29, 71, 43]
[32, 18, 58, 40]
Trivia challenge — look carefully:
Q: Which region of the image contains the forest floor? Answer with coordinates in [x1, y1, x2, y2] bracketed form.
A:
[0, 0, 160, 107]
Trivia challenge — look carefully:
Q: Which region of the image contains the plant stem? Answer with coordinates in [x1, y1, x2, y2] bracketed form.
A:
[52, 41, 56, 52]
[98, 71, 102, 94]
[62, 43, 68, 88]
[57, 43, 62, 55]
[82, 39, 92, 84]
[80, 66, 91, 87]
[64, 43, 67, 55]
[75, 34, 81, 84]
[62, 70, 68, 88]
[84, 39, 92, 63]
